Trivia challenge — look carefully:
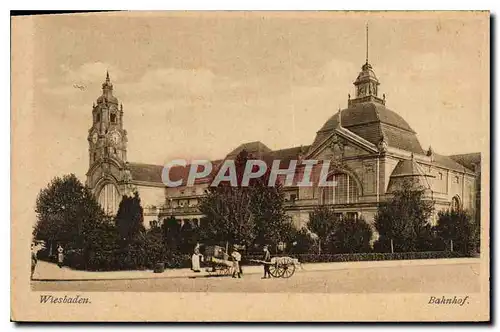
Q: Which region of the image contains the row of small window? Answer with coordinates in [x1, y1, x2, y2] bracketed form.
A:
[178, 188, 211, 196]
[435, 172, 460, 184]
[169, 199, 199, 208]
[95, 113, 118, 124]
[150, 218, 201, 228]
[336, 212, 359, 221]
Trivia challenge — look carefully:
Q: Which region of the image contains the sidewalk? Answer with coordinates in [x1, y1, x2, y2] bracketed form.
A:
[32, 257, 480, 281]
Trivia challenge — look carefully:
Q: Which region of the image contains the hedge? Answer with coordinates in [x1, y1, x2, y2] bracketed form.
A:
[38, 246, 473, 271]
[59, 248, 191, 271]
[243, 251, 468, 265]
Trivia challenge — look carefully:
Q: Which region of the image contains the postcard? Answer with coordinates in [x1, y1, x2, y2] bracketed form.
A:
[11, 11, 490, 322]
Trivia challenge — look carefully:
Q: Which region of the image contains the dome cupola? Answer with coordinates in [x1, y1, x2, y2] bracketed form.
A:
[348, 25, 385, 107]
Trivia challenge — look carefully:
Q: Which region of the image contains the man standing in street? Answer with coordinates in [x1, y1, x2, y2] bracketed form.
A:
[231, 245, 242, 278]
[262, 245, 272, 279]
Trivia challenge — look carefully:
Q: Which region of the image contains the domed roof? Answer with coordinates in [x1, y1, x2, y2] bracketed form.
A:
[387, 158, 432, 193]
[309, 101, 424, 155]
[389, 158, 426, 178]
[96, 94, 119, 105]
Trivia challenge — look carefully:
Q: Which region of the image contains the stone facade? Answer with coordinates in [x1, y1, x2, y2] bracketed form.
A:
[87, 61, 480, 230]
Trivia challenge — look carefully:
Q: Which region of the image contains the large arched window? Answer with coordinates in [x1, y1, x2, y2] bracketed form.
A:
[322, 172, 360, 205]
[98, 183, 120, 215]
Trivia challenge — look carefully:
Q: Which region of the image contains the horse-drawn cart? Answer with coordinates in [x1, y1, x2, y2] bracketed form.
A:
[251, 256, 297, 278]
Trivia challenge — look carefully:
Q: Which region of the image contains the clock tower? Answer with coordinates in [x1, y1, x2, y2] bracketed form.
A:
[88, 71, 127, 165]
[86, 72, 131, 215]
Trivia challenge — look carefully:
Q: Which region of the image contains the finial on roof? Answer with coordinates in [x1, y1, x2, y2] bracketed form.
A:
[411, 152, 415, 160]
[426, 145, 433, 157]
[348, 93, 351, 100]
[298, 145, 305, 160]
[106, 70, 110, 82]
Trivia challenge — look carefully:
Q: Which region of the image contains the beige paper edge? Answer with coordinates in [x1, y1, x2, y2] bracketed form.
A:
[11, 11, 490, 322]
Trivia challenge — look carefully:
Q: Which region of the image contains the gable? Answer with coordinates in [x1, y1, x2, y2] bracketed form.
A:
[307, 127, 378, 161]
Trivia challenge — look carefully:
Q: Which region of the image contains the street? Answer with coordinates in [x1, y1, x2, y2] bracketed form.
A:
[32, 262, 480, 293]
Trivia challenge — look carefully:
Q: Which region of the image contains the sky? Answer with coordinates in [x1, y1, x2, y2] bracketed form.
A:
[26, 11, 489, 194]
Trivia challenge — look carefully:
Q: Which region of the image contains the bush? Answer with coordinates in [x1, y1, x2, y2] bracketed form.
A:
[36, 247, 57, 263]
[144, 228, 167, 269]
[163, 252, 191, 269]
[289, 228, 317, 255]
[434, 209, 479, 256]
[326, 217, 372, 254]
[62, 249, 85, 269]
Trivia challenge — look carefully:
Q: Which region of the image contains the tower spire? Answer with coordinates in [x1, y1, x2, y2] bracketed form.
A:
[366, 23, 369, 64]
[106, 70, 110, 83]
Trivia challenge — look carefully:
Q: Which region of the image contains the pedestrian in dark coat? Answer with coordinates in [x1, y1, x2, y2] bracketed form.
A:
[262, 245, 272, 279]
[31, 243, 38, 280]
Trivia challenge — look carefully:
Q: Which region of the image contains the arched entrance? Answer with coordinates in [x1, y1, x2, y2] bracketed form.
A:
[97, 183, 121, 215]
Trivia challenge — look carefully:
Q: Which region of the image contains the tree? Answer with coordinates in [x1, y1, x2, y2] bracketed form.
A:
[374, 178, 434, 252]
[162, 216, 181, 252]
[144, 226, 167, 268]
[198, 150, 293, 249]
[307, 205, 339, 254]
[250, 168, 292, 248]
[34, 174, 106, 254]
[199, 185, 255, 247]
[179, 221, 199, 254]
[327, 216, 372, 254]
[434, 209, 478, 255]
[115, 191, 145, 244]
[82, 220, 121, 270]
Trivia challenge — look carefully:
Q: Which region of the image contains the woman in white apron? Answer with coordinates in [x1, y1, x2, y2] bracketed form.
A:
[191, 245, 202, 272]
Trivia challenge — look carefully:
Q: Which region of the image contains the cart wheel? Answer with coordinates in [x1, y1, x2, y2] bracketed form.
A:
[268, 262, 280, 278]
[281, 262, 296, 278]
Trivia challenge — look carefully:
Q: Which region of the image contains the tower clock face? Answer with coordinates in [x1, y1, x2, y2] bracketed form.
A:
[110, 131, 121, 145]
[91, 132, 98, 144]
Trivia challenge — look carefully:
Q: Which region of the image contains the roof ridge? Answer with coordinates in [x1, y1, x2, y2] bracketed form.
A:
[271, 145, 311, 153]
[449, 152, 481, 157]
[127, 161, 163, 167]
